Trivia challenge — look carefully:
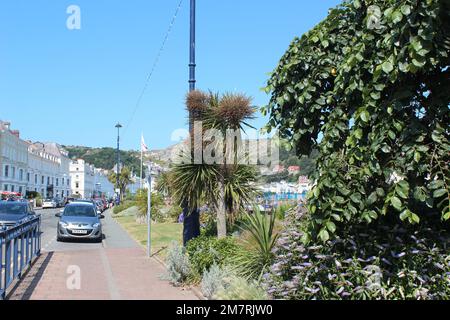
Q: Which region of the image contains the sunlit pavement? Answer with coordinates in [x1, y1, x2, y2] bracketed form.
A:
[8, 209, 197, 300]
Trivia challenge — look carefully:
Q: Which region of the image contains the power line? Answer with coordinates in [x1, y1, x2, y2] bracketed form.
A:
[123, 0, 185, 136]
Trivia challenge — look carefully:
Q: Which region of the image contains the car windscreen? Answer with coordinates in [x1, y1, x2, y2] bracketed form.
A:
[63, 205, 96, 217]
[0, 203, 27, 215]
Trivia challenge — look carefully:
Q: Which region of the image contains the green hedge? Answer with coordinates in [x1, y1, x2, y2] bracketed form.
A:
[186, 235, 238, 276]
[113, 201, 136, 215]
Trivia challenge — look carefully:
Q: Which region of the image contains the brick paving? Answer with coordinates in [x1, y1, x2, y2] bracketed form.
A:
[8, 211, 198, 300]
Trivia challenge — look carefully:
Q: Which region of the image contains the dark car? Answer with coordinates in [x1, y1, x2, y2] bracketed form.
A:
[0, 201, 37, 228]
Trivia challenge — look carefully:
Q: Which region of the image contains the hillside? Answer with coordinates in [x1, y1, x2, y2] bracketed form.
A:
[63, 146, 142, 173]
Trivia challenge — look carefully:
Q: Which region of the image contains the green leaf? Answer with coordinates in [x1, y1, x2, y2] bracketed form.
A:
[382, 61, 394, 74]
[411, 213, 420, 224]
[433, 189, 447, 198]
[400, 210, 409, 221]
[429, 180, 444, 190]
[367, 192, 378, 205]
[444, 212, 450, 221]
[333, 196, 346, 204]
[368, 210, 378, 219]
[319, 228, 330, 242]
[350, 193, 361, 204]
[331, 214, 342, 222]
[326, 221, 336, 233]
[360, 111, 370, 123]
[391, 196, 403, 211]
[400, 5, 411, 16]
[387, 130, 395, 140]
[355, 128, 363, 139]
[391, 11, 403, 24]
[414, 151, 421, 162]
[381, 145, 392, 153]
[396, 180, 410, 199]
[376, 188, 385, 197]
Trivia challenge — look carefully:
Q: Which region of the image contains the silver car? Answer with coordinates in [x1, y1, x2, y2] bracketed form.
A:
[56, 203, 103, 242]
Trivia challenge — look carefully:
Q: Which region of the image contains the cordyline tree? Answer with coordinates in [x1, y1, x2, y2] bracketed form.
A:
[171, 90, 259, 238]
[262, 0, 449, 243]
[108, 166, 132, 201]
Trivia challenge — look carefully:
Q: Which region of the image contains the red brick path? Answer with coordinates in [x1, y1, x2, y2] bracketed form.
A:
[9, 247, 197, 300]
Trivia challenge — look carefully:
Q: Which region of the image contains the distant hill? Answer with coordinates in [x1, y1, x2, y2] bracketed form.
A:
[63, 146, 142, 173]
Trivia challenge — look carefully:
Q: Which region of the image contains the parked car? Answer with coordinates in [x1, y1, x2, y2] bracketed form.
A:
[55, 202, 103, 242]
[0, 201, 37, 228]
[54, 197, 65, 208]
[95, 200, 105, 213]
[42, 198, 57, 209]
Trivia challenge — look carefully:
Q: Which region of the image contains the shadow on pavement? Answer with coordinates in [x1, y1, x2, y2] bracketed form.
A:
[7, 252, 54, 300]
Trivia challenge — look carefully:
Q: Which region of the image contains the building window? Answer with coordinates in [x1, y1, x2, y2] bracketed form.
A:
[41, 176, 44, 185]
[47, 177, 50, 185]
[35, 174, 38, 184]
[12, 167, 16, 179]
[56, 178, 59, 187]
[62, 178, 65, 185]
[19, 169, 23, 181]
[67, 179, 70, 186]
[4, 184, 8, 191]
[11, 185, 15, 192]
[75, 182, 79, 188]
[4, 165, 9, 178]
[19, 186, 23, 194]
[27, 172, 30, 182]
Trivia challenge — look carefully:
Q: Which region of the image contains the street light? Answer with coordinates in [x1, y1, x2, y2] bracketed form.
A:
[183, 0, 201, 246]
[115, 123, 122, 204]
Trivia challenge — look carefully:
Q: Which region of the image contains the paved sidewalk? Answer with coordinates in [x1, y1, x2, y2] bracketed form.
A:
[8, 211, 197, 300]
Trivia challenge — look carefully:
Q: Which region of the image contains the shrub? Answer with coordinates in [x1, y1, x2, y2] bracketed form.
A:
[263, 210, 450, 300]
[201, 263, 229, 299]
[164, 241, 192, 286]
[113, 201, 136, 215]
[35, 195, 43, 207]
[231, 212, 279, 279]
[215, 274, 269, 300]
[186, 235, 238, 276]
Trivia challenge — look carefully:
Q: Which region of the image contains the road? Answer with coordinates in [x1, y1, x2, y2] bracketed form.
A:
[38, 207, 104, 253]
[37, 207, 138, 252]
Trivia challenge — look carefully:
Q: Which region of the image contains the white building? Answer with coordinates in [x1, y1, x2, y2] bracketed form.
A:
[298, 176, 312, 194]
[0, 121, 72, 199]
[27, 142, 71, 199]
[0, 121, 29, 196]
[70, 159, 95, 198]
[94, 168, 115, 198]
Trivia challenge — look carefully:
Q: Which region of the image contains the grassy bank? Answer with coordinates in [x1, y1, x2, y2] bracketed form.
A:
[113, 206, 182, 260]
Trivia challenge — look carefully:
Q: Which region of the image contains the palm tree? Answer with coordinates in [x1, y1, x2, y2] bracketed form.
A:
[108, 166, 132, 201]
[171, 90, 260, 238]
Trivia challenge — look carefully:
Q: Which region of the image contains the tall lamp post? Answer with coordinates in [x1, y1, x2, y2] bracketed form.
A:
[183, 0, 201, 246]
[115, 123, 122, 204]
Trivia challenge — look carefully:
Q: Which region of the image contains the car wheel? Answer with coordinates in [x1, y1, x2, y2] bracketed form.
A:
[57, 236, 63, 242]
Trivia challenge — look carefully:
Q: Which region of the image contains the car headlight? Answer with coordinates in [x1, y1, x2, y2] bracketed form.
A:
[59, 221, 68, 227]
[93, 223, 101, 228]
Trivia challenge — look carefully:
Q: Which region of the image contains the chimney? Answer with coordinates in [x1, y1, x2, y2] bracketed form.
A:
[11, 130, 20, 138]
[4, 122, 11, 130]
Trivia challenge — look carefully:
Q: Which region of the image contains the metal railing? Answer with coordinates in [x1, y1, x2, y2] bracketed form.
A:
[0, 216, 41, 299]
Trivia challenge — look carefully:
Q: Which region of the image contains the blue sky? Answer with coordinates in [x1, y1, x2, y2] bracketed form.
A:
[0, 0, 341, 150]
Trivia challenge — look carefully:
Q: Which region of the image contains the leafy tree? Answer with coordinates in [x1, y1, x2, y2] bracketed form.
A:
[262, 0, 449, 242]
[108, 167, 133, 201]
